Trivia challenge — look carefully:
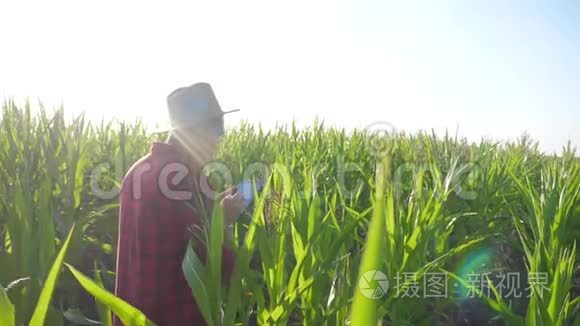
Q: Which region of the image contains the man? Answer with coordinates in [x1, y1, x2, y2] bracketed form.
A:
[113, 83, 244, 325]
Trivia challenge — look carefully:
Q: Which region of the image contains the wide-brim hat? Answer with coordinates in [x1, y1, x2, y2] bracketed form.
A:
[154, 82, 239, 133]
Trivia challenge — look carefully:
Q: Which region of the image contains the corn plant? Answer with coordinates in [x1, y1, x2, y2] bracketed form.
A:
[0, 101, 578, 325]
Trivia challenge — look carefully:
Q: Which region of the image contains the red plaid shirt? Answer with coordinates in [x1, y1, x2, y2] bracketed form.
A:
[113, 142, 235, 326]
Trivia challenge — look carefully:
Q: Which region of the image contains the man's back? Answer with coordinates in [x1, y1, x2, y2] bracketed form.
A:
[113, 142, 205, 325]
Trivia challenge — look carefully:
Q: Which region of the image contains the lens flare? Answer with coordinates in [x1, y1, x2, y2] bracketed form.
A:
[451, 247, 494, 300]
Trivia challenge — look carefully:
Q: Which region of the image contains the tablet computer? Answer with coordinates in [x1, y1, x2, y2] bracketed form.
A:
[237, 180, 264, 208]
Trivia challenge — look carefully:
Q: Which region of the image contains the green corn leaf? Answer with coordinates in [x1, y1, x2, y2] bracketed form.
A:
[64, 263, 157, 326]
[37, 176, 55, 280]
[93, 263, 113, 326]
[350, 156, 390, 325]
[29, 224, 76, 326]
[208, 198, 224, 321]
[182, 240, 214, 326]
[63, 308, 102, 325]
[223, 178, 271, 326]
[0, 284, 15, 326]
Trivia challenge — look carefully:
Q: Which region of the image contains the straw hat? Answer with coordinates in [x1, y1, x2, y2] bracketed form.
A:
[156, 82, 239, 133]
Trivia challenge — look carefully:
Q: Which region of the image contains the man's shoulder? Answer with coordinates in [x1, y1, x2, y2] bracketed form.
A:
[122, 154, 154, 184]
[119, 153, 163, 199]
[121, 143, 186, 184]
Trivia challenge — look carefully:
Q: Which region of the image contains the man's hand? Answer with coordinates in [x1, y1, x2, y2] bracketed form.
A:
[220, 186, 237, 199]
[220, 187, 244, 226]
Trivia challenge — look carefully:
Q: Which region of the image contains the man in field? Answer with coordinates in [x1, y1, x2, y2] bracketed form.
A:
[113, 83, 244, 325]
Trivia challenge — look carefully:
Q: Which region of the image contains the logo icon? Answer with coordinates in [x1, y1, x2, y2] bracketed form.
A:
[359, 270, 389, 299]
[364, 121, 397, 157]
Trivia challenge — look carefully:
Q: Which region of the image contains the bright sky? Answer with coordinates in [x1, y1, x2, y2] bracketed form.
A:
[1, 0, 579, 153]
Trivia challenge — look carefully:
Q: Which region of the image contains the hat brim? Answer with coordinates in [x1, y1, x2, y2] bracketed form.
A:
[222, 109, 240, 114]
[152, 108, 240, 134]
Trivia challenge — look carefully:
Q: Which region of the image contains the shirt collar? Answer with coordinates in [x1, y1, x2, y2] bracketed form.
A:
[150, 142, 188, 162]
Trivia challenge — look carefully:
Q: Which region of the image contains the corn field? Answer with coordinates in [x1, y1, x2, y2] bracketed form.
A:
[0, 101, 579, 325]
